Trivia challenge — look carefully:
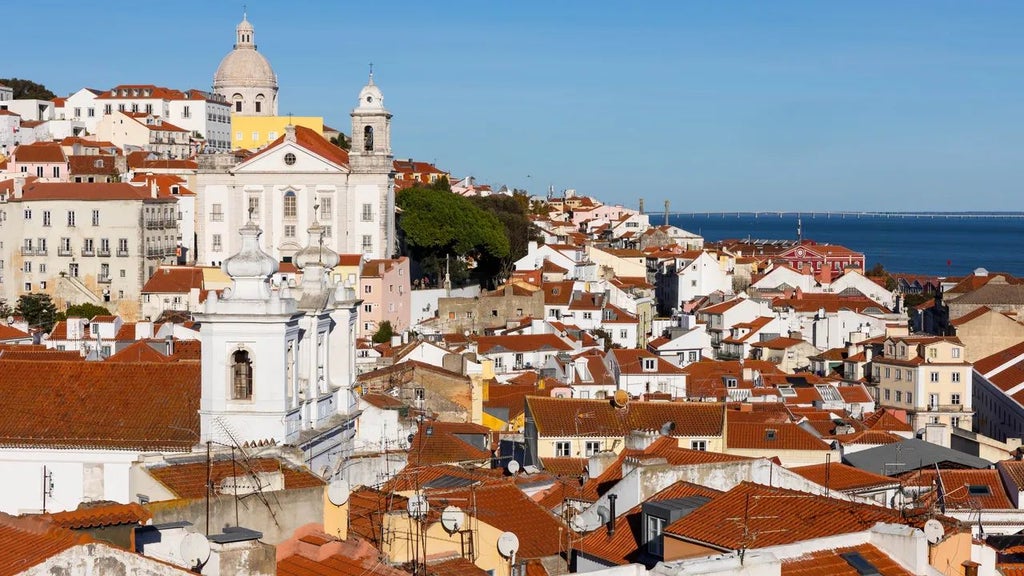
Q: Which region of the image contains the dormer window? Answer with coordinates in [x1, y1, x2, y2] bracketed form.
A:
[643, 358, 656, 372]
[232, 350, 253, 400]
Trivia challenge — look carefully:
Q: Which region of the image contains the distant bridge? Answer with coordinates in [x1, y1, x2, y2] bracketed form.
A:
[665, 211, 1024, 220]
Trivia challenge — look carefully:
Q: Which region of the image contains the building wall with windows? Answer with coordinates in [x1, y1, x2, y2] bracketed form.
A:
[872, 337, 973, 432]
[231, 116, 324, 150]
[358, 257, 410, 339]
[0, 179, 177, 320]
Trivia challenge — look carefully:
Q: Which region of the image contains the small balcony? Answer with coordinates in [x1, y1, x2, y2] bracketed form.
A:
[210, 213, 224, 222]
[20, 247, 36, 256]
[57, 248, 73, 257]
[97, 248, 111, 257]
[97, 275, 112, 284]
[925, 404, 967, 412]
[81, 248, 96, 257]
[117, 249, 130, 257]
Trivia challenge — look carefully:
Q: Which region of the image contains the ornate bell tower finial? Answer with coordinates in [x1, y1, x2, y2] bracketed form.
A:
[368, 62, 374, 84]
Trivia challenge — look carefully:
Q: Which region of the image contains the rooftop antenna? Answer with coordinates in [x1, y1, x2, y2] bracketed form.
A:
[664, 200, 670, 226]
[638, 198, 645, 215]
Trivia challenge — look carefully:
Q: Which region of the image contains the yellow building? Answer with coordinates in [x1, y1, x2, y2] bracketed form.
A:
[872, 336, 973, 431]
[231, 115, 324, 150]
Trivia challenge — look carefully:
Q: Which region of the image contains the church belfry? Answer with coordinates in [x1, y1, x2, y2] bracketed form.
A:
[349, 71, 392, 173]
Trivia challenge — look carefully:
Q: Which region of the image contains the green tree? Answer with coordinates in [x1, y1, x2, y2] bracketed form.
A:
[57, 302, 112, 321]
[469, 193, 539, 283]
[0, 78, 56, 100]
[396, 186, 510, 287]
[430, 175, 451, 192]
[330, 133, 350, 150]
[0, 298, 12, 319]
[372, 320, 394, 344]
[15, 293, 58, 332]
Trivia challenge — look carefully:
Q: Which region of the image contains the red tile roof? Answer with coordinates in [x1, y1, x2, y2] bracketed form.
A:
[899, 469, 1014, 510]
[347, 487, 408, 546]
[68, 154, 119, 176]
[789, 462, 899, 492]
[0, 360, 199, 451]
[781, 544, 913, 576]
[861, 408, 913, 432]
[576, 482, 721, 566]
[0, 325, 31, 341]
[476, 334, 573, 354]
[526, 397, 725, 438]
[147, 456, 324, 500]
[427, 556, 488, 576]
[277, 527, 410, 576]
[47, 502, 151, 529]
[662, 481, 900, 550]
[105, 340, 172, 363]
[408, 421, 492, 467]
[726, 422, 831, 451]
[141, 266, 205, 293]
[0, 513, 92, 575]
[14, 182, 174, 202]
[244, 125, 349, 168]
[13, 142, 66, 163]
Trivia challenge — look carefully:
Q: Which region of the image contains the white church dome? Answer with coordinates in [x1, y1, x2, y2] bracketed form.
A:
[222, 221, 278, 279]
[294, 221, 340, 271]
[213, 15, 278, 90]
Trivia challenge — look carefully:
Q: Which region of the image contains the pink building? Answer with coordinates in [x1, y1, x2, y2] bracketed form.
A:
[359, 257, 410, 338]
[8, 142, 69, 182]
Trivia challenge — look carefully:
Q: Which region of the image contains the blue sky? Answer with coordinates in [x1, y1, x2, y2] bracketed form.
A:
[9, 1, 1023, 210]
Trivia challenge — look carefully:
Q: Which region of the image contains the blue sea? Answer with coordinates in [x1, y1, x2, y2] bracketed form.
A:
[666, 212, 1024, 278]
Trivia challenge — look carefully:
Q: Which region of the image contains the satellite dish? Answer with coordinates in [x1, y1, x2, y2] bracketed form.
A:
[507, 460, 521, 475]
[923, 519, 945, 544]
[440, 506, 465, 533]
[497, 531, 520, 558]
[180, 532, 211, 567]
[612, 389, 629, 408]
[327, 478, 350, 506]
[408, 493, 429, 519]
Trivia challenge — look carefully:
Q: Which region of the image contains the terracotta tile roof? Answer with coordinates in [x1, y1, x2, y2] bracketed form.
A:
[382, 465, 502, 494]
[47, 502, 151, 529]
[999, 459, 1024, 490]
[277, 528, 410, 576]
[14, 182, 174, 202]
[750, 336, 807, 350]
[68, 154, 119, 176]
[781, 544, 913, 576]
[699, 298, 747, 315]
[360, 393, 406, 410]
[104, 340, 172, 363]
[142, 266, 204, 293]
[427, 556, 488, 576]
[476, 333, 572, 354]
[0, 512, 92, 575]
[0, 360, 198, 450]
[789, 462, 899, 492]
[836, 384, 873, 403]
[974, 340, 1024, 376]
[899, 469, 1014, 510]
[662, 481, 900, 550]
[13, 142, 66, 163]
[147, 456, 324, 500]
[861, 408, 913, 432]
[540, 457, 588, 476]
[139, 158, 198, 170]
[0, 325, 31, 341]
[527, 397, 725, 438]
[169, 340, 202, 361]
[834, 430, 904, 445]
[542, 280, 576, 306]
[425, 483, 567, 559]
[244, 125, 349, 168]
[347, 487, 409, 546]
[576, 482, 721, 566]
[726, 422, 831, 451]
[0, 347, 83, 361]
[772, 295, 888, 314]
[611, 349, 685, 374]
[408, 421, 492, 467]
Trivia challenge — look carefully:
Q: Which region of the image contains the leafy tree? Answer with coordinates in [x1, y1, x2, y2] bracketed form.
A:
[396, 187, 510, 287]
[57, 303, 112, 321]
[15, 293, 58, 332]
[0, 78, 56, 100]
[330, 133, 350, 150]
[430, 176, 451, 192]
[372, 320, 394, 344]
[469, 193, 539, 283]
[0, 298, 12, 319]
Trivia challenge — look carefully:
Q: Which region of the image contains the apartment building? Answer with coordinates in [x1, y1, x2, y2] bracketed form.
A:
[871, 336, 973, 431]
[0, 178, 178, 319]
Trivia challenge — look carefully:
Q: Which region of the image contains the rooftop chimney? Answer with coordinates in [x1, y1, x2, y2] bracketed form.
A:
[607, 494, 617, 536]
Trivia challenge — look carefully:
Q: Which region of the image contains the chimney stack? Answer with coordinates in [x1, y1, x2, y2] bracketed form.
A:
[607, 494, 617, 536]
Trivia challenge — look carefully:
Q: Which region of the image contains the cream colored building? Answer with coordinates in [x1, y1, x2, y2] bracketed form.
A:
[0, 178, 177, 319]
[872, 336, 973, 431]
[213, 14, 278, 117]
[94, 111, 190, 159]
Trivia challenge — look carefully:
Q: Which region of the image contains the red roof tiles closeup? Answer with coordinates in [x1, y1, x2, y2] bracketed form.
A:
[147, 456, 324, 500]
[789, 462, 899, 492]
[527, 397, 725, 438]
[0, 360, 199, 451]
[47, 502, 151, 530]
[781, 544, 913, 576]
[0, 513, 92, 575]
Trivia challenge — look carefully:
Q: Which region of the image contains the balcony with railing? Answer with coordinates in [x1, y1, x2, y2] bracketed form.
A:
[117, 249, 129, 257]
[97, 248, 111, 257]
[97, 275, 111, 284]
[58, 248, 73, 257]
[81, 248, 96, 257]
[210, 213, 224, 222]
[20, 247, 35, 256]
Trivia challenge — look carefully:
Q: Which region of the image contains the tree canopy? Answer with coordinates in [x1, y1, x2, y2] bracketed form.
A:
[15, 293, 58, 332]
[372, 320, 394, 344]
[57, 303, 112, 321]
[0, 78, 55, 100]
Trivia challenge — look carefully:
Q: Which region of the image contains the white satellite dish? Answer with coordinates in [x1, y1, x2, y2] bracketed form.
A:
[440, 506, 465, 533]
[497, 531, 520, 559]
[923, 519, 945, 544]
[507, 460, 521, 475]
[180, 532, 211, 567]
[327, 478, 350, 506]
[408, 493, 429, 519]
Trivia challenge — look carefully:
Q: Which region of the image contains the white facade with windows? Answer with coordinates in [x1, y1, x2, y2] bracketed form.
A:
[196, 77, 394, 263]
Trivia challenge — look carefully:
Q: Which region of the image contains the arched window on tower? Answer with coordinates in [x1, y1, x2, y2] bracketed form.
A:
[232, 93, 243, 113]
[255, 94, 264, 114]
[232, 350, 253, 400]
[363, 125, 374, 151]
[283, 190, 297, 218]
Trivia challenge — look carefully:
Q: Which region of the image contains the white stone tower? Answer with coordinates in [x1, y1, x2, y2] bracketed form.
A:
[350, 71, 396, 257]
[196, 219, 301, 446]
[213, 13, 279, 116]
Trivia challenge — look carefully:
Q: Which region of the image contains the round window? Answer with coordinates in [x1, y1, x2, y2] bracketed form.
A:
[284, 153, 296, 165]
[366, 96, 373, 103]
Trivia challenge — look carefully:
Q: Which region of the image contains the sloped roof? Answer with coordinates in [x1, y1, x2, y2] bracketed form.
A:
[104, 340, 172, 363]
[16, 182, 173, 202]
[526, 397, 725, 438]
[0, 513, 92, 575]
[408, 421, 492, 467]
[726, 422, 831, 451]
[662, 481, 900, 550]
[0, 360, 199, 451]
[476, 333, 572, 354]
[47, 502, 151, 530]
[13, 142, 66, 163]
[142, 266, 205, 293]
[243, 125, 349, 168]
[844, 438, 992, 475]
[789, 462, 899, 492]
[147, 456, 323, 499]
[781, 544, 913, 576]
[861, 408, 914, 433]
[899, 468, 1014, 510]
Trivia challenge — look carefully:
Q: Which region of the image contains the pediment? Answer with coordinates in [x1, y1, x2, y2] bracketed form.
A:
[235, 142, 350, 174]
